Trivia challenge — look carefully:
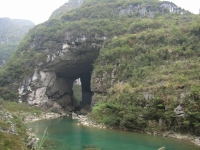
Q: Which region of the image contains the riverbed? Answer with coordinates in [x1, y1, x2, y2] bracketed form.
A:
[26, 116, 199, 150]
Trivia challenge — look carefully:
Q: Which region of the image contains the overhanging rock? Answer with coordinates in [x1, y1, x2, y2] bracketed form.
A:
[18, 32, 105, 110]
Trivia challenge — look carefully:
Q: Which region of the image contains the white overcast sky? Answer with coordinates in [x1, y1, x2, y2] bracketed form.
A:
[0, 0, 199, 25]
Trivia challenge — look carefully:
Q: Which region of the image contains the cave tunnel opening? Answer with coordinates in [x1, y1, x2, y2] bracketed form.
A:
[71, 70, 93, 112]
[54, 61, 94, 113]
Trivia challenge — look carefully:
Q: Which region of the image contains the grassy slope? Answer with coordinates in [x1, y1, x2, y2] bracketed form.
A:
[90, 8, 200, 134]
[0, 99, 42, 150]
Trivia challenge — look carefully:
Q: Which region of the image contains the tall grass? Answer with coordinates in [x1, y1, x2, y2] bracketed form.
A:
[37, 127, 49, 150]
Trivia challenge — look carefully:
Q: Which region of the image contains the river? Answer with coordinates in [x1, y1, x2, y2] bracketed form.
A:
[26, 116, 199, 150]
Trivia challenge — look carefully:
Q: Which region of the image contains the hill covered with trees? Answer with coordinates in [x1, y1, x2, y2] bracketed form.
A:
[0, 18, 34, 66]
[0, 0, 200, 145]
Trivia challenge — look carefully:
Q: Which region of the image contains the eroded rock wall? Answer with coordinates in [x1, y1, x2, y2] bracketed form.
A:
[18, 31, 105, 111]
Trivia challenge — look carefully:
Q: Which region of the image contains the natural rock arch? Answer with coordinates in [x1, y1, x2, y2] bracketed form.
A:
[18, 33, 105, 112]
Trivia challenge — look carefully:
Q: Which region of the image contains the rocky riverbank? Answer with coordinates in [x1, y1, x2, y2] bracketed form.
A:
[0, 106, 18, 135]
[72, 112, 107, 129]
[24, 111, 69, 149]
[71, 112, 200, 147]
[152, 131, 200, 147]
[24, 112, 68, 123]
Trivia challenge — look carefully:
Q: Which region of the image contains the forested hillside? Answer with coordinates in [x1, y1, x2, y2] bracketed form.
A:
[0, 0, 200, 139]
[0, 18, 34, 66]
[91, 14, 200, 134]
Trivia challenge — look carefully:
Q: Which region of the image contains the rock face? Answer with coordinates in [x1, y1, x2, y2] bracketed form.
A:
[18, 31, 104, 110]
[119, 1, 187, 17]
[17, 0, 104, 110]
[174, 105, 185, 117]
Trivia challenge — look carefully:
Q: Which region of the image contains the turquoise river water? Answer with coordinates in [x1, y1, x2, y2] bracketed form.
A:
[27, 116, 199, 150]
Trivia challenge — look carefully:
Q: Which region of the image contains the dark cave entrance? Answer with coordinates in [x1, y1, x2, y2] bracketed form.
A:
[79, 71, 93, 107]
[52, 58, 95, 112]
[72, 70, 93, 109]
[45, 67, 93, 114]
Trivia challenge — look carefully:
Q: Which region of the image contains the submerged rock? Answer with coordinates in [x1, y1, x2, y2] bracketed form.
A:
[158, 147, 165, 150]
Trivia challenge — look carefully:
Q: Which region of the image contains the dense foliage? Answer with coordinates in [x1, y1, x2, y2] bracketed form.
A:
[89, 2, 200, 134]
[73, 83, 82, 107]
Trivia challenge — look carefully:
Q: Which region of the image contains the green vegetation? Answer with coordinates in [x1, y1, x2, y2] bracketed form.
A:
[2, 101, 42, 115]
[88, 1, 200, 134]
[0, 132, 28, 150]
[73, 83, 82, 107]
[0, 44, 17, 64]
[0, 18, 34, 66]
[38, 127, 49, 150]
[90, 84, 200, 134]
[0, 0, 190, 88]
[0, 99, 42, 150]
[0, 0, 199, 137]
[0, 110, 28, 150]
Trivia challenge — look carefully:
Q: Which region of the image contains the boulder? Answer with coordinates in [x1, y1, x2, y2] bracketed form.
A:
[174, 105, 185, 117]
[46, 100, 55, 108]
[53, 102, 62, 109]
[7, 125, 17, 135]
[27, 138, 38, 150]
[80, 105, 91, 114]
[72, 112, 78, 119]
[194, 138, 200, 146]
[65, 105, 74, 112]
[51, 102, 63, 114]
[57, 95, 72, 108]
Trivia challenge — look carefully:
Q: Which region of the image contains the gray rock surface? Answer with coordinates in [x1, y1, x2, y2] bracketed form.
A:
[80, 105, 91, 115]
[27, 138, 38, 150]
[7, 125, 17, 135]
[174, 105, 185, 117]
[72, 112, 78, 119]
[119, 1, 186, 17]
[194, 138, 200, 146]
[18, 31, 104, 109]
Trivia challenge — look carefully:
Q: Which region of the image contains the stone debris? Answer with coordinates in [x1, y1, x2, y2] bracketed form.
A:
[194, 138, 200, 146]
[24, 112, 66, 123]
[26, 138, 38, 150]
[72, 112, 107, 129]
[0, 108, 18, 135]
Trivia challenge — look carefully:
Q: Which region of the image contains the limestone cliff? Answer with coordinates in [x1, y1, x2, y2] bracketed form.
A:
[18, 31, 104, 111]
